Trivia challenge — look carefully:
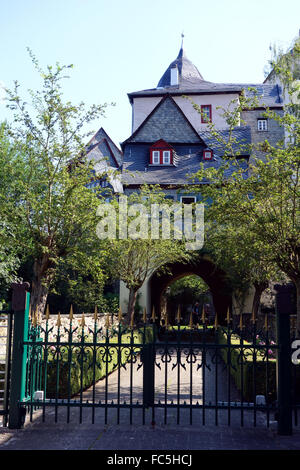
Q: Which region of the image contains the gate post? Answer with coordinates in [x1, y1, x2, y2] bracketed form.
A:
[275, 284, 294, 436]
[8, 282, 30, 429]
[142, 344, 155, 407]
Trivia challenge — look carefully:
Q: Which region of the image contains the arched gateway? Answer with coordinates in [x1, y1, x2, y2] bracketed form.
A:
[150, 254, 232, 324]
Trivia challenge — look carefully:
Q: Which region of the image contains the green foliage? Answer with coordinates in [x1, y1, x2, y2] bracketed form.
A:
[100, 292, 119, 313]
[217, 328, 276, 402]
[188, 38, 300, 323]
[0, 123, 22, 298]
[48, 252, 108, 313]
[168, 275, 209, 304]
[1, 51, 111, 313]
[98, 187, 192, 318]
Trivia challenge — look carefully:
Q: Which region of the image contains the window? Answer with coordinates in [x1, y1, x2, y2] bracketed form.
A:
[257, 119, 268, 131]
[203, 149, 213, 160]
[163, 151, 170, 164]
[150, 140, 173, 165]
[201, 105, 212, 123]
[152, 151, 160, 164]
[180, 196, 196, 204]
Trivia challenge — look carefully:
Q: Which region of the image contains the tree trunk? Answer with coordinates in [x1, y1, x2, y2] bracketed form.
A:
[127, 287, 138, 326]
[30, 255, 53, 318]
[31, 280, 49, 319]
[252, 281, 268, 318]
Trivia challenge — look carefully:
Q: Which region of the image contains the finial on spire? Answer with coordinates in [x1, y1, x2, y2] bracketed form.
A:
[181, 32, 184, 49]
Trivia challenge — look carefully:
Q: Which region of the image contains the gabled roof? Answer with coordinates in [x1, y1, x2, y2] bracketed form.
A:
[86, 137, 120, 173]
[86, 127, 123, 167]
[150, 139, 173, 149]
[122, 95, 204, 146]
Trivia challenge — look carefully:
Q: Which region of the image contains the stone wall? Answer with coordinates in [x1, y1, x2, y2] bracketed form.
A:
[241, 109, 284, 161]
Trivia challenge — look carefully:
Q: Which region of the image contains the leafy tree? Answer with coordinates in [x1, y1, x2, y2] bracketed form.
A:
[167, 275, 209, 312]
[190, 37, 300, 329]
[47, 250, 108, 314]
[97, 187, 192, 323]
[3, 51, 110, 315]
[0, 122, 22, 300]
[204, 222, 280, 316]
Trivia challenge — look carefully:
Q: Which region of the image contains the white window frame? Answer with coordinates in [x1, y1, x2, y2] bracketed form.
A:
[257, 119, 268, 131]
[180, 196, 197, 204]
[152, 150, 160, 164]
[163, 150, 171, 164]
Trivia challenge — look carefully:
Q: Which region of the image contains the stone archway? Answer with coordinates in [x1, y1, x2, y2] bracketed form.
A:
[149, 255, 232, 324]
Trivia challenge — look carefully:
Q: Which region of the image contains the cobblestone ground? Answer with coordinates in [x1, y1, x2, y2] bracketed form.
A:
[1, 349, 299, 450]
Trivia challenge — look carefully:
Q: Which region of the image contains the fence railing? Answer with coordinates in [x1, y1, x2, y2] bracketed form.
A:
[5, 283, 300, 435]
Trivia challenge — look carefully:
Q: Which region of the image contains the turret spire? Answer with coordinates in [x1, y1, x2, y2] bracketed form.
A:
[157, 41, 204, 88]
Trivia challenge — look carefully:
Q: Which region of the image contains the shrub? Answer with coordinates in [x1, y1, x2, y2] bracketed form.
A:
[217, 328, 277, 403]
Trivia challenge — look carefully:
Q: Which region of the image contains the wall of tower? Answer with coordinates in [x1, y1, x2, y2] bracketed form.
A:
[132, 93, 240, 133]
[241, 108, 284, 160]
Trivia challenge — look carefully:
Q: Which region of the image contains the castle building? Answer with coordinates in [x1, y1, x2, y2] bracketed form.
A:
[89, 42, 285, 319]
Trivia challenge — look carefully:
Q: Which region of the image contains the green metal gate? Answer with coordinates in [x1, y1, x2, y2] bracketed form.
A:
[6, 283, 300, 435]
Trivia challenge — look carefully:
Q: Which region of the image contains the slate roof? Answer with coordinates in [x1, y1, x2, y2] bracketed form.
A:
[122, 126, 251, 186]
[200, 127, 252, 157]
[122, 95, 203, 145]
[128, 47, 283, 108]
[157, 46, 204, 88]
[85, 128, 123, 193]
[86, 128, 123, 168]
[128, 82, 283, 108]
[122, 149, 248, 186]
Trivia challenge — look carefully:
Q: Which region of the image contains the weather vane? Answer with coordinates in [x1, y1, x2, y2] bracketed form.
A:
[181, 31, 185, 48]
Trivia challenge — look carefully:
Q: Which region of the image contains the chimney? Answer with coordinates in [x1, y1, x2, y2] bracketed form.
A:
[170, 65, 179, 86]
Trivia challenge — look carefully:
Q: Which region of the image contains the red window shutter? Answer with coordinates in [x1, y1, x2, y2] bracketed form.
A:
[201, 105, 212, 123]
[203, 149, 213, 160]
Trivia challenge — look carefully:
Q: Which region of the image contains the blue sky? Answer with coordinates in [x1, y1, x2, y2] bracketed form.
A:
[0, 0, 299, 146]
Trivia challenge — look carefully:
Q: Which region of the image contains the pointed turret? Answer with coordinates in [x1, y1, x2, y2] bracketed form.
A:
[157, 44, 204, 89]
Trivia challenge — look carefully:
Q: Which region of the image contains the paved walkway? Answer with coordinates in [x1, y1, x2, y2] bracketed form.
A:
[1, 415, 300, 450]
[1, 348, 299, 450]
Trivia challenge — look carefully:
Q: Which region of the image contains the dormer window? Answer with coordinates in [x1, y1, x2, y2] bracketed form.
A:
[201, 105, 212, 123]
[203, 149, 213, 160]
[150, 140, 173, 165]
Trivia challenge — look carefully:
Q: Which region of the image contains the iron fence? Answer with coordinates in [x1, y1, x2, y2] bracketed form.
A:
[17, 307, 299, 429]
